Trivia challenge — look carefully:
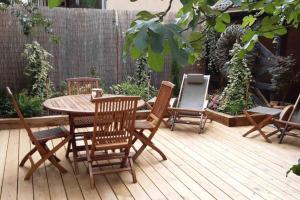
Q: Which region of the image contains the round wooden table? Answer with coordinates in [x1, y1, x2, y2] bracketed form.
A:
[43, 94, 145, 114]
[43, 94, 145, 172]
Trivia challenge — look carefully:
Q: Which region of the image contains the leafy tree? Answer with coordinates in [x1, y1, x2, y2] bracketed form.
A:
[123, 0, 300, 71]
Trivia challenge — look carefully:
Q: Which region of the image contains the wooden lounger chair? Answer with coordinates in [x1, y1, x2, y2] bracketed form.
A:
[273, 94, 300, 143]
[169, 74, 210, 133]
[6, 87, 71, 180]
[84, 96, 139, 188]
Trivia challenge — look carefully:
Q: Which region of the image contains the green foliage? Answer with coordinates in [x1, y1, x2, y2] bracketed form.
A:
[15, 90, 43, 118]
[51, 81, 68, 97]
[218, 43, 253, 115]
[110, 81, 156, 101]
[0, 89, 14, 117]
[287, 159, 300, 177]
[48, 0, 64, 8]
[203, 26, 220, 75]
[170, 60, 181, 96]
[123, 0, 300, 71]
[0, 89, 43, 118]
[269, 56, 300, 95]
[11, 2, 59, 43]
[23, 41, 54, 100]
[111, 57, 157, 100]
[129, 57, 151, 85]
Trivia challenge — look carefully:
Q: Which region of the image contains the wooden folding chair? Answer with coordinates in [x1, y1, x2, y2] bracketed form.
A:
[132, 81, 174, 161]
[6, 87, 71, 180]
[65, 77, 99, 159]
[67, 77, 99, 95]
[84, 96, 139, 188]
[273, 94, 300, 143]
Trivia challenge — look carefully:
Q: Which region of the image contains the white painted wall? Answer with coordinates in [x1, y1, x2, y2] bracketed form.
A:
[106, 0, 182, 11]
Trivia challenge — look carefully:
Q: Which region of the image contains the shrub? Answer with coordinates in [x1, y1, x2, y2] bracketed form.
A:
[16, 90, 43, 118]
[0, 89, 43, 118]
[23, 41, 54, 100]
[111, 81, 156, 101]
[111, 57, 157, 101]
[218, 43, 254, 115]
[0, 89, 14, 117]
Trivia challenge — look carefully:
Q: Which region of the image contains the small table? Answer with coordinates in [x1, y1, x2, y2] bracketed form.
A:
[43, 94, 145, 172]
[243, 106, 282, 143]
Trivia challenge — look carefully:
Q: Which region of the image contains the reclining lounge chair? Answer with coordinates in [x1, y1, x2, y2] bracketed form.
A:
[169, 74, 210, 133]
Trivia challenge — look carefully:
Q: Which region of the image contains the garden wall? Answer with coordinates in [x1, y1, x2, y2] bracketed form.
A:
[0, 7, 203, 92]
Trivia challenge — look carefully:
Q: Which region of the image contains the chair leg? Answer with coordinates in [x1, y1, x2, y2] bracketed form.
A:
[128, 157, 137, 183]
[48, 156, 67, 173]
[24, 136, 71, 180]
[134, 143, 167, 161]
[20, 147, 37, 166]
[83, 134, 95, 188]
[170, 114, 176, 131]
[121, 148, 130, 168]
[42, 143, 67, 173]
[65, 141, 71, 158]
[88, 161, 95, 188]
[71, 138, 79, 174]
[279, 127, 287, 144]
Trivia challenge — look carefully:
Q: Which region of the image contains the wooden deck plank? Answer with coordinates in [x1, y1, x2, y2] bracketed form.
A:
[155, 129, 265, 200]
[0, 130, 9, 198]
[51, 138, 85, 200]
[152, 137, 243, 200]
[18, 129, 34, 200]
[32, 126, 51, 200]
[158, 126, 295, 200]
[38, 127, 68, 200]
[143, 146, 216, 200]
[140, 150, 200, 199]
[133, 164, 167, 200]
[176, 124, 300, 197]
[1, 122, 300, 200]
[211, 123, 300, 183]
[1, 129, 19, 200]
[135, 156, 183, 200]
[201, 127, 300, 198]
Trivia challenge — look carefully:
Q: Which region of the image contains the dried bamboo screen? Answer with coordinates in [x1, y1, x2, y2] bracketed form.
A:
[0, 7, 201, 91]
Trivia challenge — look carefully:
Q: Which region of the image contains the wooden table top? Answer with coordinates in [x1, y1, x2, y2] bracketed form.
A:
[43, 94, 145, 114]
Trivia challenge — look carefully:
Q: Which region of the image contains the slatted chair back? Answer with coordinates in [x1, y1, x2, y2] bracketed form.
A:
[91, 96, 139, 157]
[6, 87, 42, 148]
[177, 74, 210, 111]
[289, 94, 300, 124]
[67, 77, 99, 95]
[147, 81, 174, 130]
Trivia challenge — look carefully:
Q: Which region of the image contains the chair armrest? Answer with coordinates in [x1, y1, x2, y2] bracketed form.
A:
[136, 110, 151, 120]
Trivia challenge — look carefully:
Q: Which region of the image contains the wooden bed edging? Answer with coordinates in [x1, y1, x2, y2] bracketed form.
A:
[206, 108, 267, 127]
[0, 110, 150, 130]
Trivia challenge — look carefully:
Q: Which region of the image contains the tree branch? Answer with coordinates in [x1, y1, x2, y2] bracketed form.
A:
[159, 0, 174, 21]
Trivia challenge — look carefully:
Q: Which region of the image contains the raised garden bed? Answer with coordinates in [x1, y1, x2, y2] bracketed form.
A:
[206, 108, 267, 127]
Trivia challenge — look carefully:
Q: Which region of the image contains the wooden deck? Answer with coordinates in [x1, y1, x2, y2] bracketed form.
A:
[1, 122, 300, 200]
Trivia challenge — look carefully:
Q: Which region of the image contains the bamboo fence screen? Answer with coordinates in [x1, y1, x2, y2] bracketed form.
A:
[0, 7, 201, 91]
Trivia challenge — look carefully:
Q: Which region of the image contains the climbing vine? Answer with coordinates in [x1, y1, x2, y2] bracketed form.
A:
[23, 41, 54, 100]
[203, 26, 220, 75]
[218, 43, 253, 115]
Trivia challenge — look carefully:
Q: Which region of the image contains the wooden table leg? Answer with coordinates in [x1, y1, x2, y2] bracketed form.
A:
[243, 111, 273, 143]
[68, 115, 79, 173]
